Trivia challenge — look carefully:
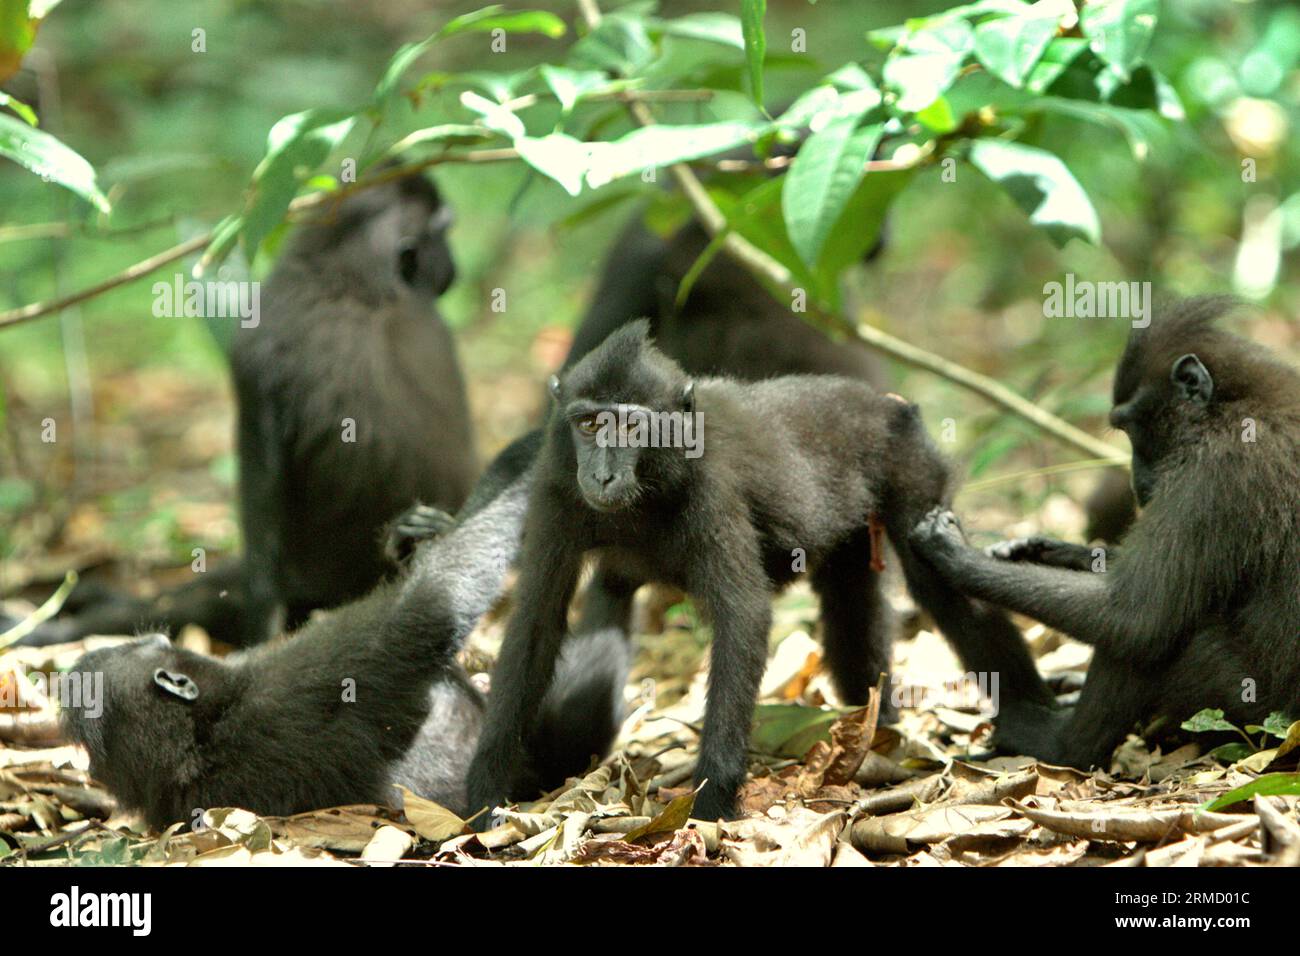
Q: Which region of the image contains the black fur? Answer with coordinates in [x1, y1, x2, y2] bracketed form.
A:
[567, 219, 883, 385]
[20, 173, 476, 648]
[911, 297, 1300, 766]
[466, 322, 1052, 822]
[60, 432, 626, 829]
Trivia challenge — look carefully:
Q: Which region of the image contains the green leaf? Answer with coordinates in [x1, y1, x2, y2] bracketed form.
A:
[242, 108, 356, 257]
[1079, 0, 1157, 82]
[1025, 37, 1088, 93]
[0, 113, 109, 212]
[196, 213, 243, 276]
[569, 12, 654, 76]
[459, 90, 525, 139]
[813, 167, 914, 297]
[373, 8, 565, 107]
[783, 118, 883, 268]
[437, 7, 566, 40]
[0, 91, 35, 125]
[654, 12, 744, 49]
[388, 123, 494, 154]
[740, 0, 766, 108]
[968, 138, 1100, 246]
[375, 38, 438, 105]
[538, 65, 607, 114]
[751, 704, 848, 758]
[776, 82, 881, 132]
[1181, 708, 1240, 735]
[515, 133, 590, 196]
[1208, 742, 1253, 763]
[585, 120, 766, 188]
[0, 1, 36, 83]
[972, 9, 1059, 87]
[1028, 96, 1168, 160]
[1262, 713, 1296, 739]
[1205, 773, 1300, 812]
[884, 18, 974, 112]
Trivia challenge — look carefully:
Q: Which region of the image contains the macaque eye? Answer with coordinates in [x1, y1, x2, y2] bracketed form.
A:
[576, 416, 602, 436]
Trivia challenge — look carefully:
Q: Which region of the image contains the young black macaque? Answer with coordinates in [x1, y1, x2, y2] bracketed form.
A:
[911, 298, 1300, 767]
[466, 322, 1054, 822]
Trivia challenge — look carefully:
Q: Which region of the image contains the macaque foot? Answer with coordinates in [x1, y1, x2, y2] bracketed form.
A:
[385, 504, 458, 566]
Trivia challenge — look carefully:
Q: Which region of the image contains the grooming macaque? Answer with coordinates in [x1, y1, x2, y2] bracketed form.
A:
[61, 433, 630, 828]
[911, 298, 1300, 766]
[466, 322, 1053, 822]
[19, 172, 475, 648]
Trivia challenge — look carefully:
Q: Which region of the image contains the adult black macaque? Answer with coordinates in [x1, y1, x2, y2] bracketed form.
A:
[465, 322, 1055, 822]
[566, 217, 883, 385]
[60, 433, 630, 829]
[18, 171, 476, 648]
[557, 216, 889, 666]
[232, 171, 477, 644]
[910, 297, 1300, 767]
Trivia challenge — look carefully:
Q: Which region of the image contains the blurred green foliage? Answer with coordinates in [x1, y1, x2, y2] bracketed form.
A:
[0, 0, 1297, 558]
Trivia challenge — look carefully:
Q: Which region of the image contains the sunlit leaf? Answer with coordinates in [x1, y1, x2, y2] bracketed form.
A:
[515, 132, 590, 196]
[437, 7, 566, 40]
[585, 120, 766, 188]
[1079, 0, 1157, 82]
[242, 108, 356, 256]
[1025, 37, 1088, 93]
[776, 83, 881, 133]
[538, 65, 608, 114]
[0, 90, 35, 125]
[968, 138, 1100, 246]
[972, 8, 1059, 87]
[884, 18, 974, 112]
[459, 90, 525, 139]
[388, 123, 495, 155]
[0, 113, 109, 211]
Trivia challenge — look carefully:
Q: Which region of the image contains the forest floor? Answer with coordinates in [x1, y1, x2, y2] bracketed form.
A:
[0, 367, 1296, 868]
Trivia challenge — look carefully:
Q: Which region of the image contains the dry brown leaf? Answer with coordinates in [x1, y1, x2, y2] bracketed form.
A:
[1008, 797, 1253, 843]
[574, 827, 710, 866]
[850, 804, 1022, 855]
[396, 786, 465, 843]
[721, 808, 845, 867]
[272, 805, 402, 853]
[1144, 836, 1205, 867]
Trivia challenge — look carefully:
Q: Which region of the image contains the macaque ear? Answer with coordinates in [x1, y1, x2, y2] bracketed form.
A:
[548, 375, 563, 404]
[153, 669, 200, 702]
[1171, 353, 1213, 405]
[681, 381, 695, 413]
